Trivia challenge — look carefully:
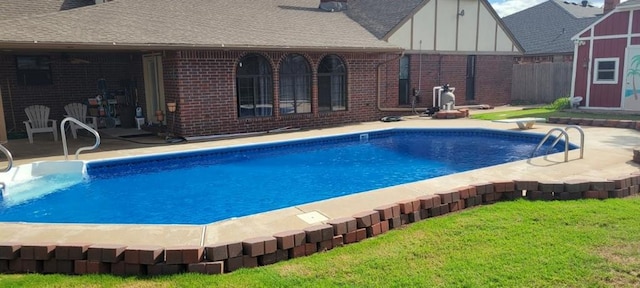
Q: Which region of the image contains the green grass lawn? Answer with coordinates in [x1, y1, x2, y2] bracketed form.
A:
[2, 198, 640, 287]
[471, 108, 640, 121]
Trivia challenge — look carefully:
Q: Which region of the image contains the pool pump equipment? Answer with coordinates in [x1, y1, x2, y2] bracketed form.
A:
[432, 84, 456, 110]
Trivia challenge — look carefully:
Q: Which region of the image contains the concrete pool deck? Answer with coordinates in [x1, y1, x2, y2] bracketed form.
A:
[1, 113, 639, 248]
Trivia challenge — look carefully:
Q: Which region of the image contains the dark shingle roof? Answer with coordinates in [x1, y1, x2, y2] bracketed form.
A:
[503, 0, 601, 55]
[0, 0, 93, 21]
[0, 0, 398, 51]
[345, 0, 424, 39]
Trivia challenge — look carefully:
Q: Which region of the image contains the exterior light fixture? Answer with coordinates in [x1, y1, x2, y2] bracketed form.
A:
[167, 102, 177, 113]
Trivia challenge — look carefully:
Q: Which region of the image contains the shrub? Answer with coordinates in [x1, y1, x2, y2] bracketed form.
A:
[545, 97, 570, 110]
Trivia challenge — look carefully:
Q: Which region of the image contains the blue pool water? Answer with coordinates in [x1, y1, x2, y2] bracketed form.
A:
[0, 128, 573, 225]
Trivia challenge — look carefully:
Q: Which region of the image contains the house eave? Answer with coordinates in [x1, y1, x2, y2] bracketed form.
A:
[0, 41, 403, 53]
[402, 50, 522, 56]
[522, 51, 573, 56]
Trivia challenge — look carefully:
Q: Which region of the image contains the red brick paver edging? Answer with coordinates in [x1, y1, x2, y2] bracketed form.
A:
[1, 172, 639, 276]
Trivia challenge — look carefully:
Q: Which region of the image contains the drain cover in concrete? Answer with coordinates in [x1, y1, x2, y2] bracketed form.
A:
[297, 211, 329, 224]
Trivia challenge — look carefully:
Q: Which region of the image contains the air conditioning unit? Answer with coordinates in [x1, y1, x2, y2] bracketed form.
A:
[94, 0, 112, 4]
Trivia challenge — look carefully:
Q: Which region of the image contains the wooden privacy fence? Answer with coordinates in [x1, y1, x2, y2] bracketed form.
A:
[511, 62, 572, 104]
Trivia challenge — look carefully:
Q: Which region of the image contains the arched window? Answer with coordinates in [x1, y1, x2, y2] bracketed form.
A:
[236, 54, 273, 117]
[318, 55, 346, 112]
[279, 54, 311, 114]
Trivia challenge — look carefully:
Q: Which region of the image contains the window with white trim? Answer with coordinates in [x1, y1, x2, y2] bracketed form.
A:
[593, 58, 619, 84]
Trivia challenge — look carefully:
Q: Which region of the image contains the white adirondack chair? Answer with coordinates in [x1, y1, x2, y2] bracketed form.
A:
[64, 102, 98, 139]
[23, 105, 58, 143]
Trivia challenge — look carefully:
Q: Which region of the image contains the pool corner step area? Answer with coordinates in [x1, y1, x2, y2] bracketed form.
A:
[0, 160, 86, 206]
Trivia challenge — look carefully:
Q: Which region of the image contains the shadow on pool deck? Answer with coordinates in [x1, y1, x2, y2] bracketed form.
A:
[2, 130, 170, 164]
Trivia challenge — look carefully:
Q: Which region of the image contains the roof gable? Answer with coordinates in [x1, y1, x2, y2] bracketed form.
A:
[373, 0, 521, 54]
[344, 0, 424, 39]
[503, 0, 601, 55]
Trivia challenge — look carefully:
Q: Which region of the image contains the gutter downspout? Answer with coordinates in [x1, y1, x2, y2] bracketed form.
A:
[569, 39, 579, 104]
[377, 51, 430, 112]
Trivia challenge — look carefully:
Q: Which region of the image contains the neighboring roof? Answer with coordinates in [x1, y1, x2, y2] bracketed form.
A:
[618, 0, 640, 8]
[0, 0, 399, 52]
[344, 0, 424, 39]
[572, 0, 640, 41]
[503, 0, 601, 55]
[0, 0, 93, 21]
[559, 1, 602, 18]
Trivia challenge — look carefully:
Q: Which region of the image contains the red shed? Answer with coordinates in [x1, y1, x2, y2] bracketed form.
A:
[570, 0, 640, 110]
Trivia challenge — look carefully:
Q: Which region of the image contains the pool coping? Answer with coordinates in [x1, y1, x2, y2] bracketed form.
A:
[1, 117, 639, 275]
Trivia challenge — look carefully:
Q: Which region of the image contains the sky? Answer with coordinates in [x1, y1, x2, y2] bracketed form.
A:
[489, 0, 629, 17]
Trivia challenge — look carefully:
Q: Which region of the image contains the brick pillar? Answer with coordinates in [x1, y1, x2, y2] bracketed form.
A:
[604, 0, 620, 14]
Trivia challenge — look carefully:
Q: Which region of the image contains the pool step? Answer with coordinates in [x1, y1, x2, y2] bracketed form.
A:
[0, 160, 86, 206]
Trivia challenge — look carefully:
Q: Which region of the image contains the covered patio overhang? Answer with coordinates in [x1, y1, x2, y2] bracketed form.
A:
[0, 41, 403, 143]
[0, 47, 150, 142]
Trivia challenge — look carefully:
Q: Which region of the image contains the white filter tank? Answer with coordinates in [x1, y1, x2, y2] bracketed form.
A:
[440, 84, 455, 110]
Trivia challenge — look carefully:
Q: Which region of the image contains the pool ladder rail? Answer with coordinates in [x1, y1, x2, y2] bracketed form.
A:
[531, 125, 584, 162]
[61, 117, 101, 160]
[0, 143, 13, 173]
[0, 144, 13, 200]
[0, 144, 13, 196]
[0, 118, 94, 198]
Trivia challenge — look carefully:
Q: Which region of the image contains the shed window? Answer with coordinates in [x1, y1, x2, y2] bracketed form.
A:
[16, 56, 52, 86]
[593, 58, 619, 84]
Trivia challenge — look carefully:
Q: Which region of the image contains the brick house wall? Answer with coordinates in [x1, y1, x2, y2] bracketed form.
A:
[475, 55, 514, 106]
[0, 49, 514, 138]
[165, 50, 395, 137]
[382, 54, 513, 108]
[515, 54, 573, 64]
[378, 54, 401, 109]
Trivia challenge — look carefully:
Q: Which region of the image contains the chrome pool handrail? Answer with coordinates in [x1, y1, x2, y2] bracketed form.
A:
[565, 125, 584, 159]
[531, 127, 569, 162]
[0, 143, 13, 172]
[544, 125, 584, 160]
[61, 117, 101, 160]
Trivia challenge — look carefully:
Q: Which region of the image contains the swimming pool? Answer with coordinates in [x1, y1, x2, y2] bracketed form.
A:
[0, 128, 573, 225]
